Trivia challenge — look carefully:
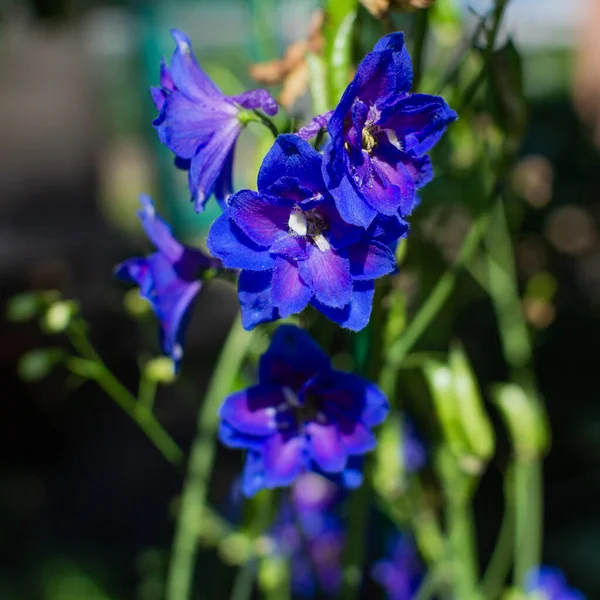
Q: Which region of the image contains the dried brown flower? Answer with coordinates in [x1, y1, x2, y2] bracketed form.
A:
[359, 0, 435, 19]
[249, 11, 324, 110]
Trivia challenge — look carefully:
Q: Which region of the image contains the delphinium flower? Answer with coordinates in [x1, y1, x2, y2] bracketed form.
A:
[270, 473, 344, 597]
[403, 417, 426, 472]
[526, 567, 586, 600]
[371, 535, 423, 600]
[218, 324, 389, 496]
[322, 32, 457, 227]
[152, 29, 278, 211]
[114, 195, 216, 370]
[207, 134, 408, 331]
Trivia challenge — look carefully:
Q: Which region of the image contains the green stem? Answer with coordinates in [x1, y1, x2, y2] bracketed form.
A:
[249, 111, 279, 138]
[380, 208, 492, 395]
[481, 473, 515, 599]
[459, 0, 510, 111]
[448, 493, 478, 598]
[513, 458, 542, 588]
[165, 315, 255, 600]
[414, 563, 448, 600]
[412, 9, 430, 92]
[65, 327, 183, 467]
[341, 482, 370, 600]
[138, 375, 157, 412]
[230, 559, 257, 600]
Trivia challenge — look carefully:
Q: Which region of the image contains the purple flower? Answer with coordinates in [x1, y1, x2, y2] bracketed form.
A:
[114, 195, 215, 370]
[372, 536, 423, 600]
[323, 33, 457, 228]
[218, 325, 389, 496]
[526, 567, 586, 600]
[152, 29, 278, 211]
[207, 134, 407, 331]
[272, 474, 344, 597]
[403, 417, 426, 473]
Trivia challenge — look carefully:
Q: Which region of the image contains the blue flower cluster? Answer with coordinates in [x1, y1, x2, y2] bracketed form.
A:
[115, 28, 454, 492]
[526, 567, 586, 600]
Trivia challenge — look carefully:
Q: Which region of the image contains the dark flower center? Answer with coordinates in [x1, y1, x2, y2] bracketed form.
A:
[288, 207, 331, 252]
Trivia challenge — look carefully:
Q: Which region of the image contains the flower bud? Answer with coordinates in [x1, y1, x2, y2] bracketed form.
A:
[6, 293, 39, 322]
[492, 384, 550, 460]
[423, 345, 495, 469]
[43, 301, 77, 333]
[144, 357, 177, 384]
[18, 348, 64, 382]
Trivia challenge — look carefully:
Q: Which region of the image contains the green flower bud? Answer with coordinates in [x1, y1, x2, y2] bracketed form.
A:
[43, 301, 77, 333]
[492, 383, 550, 460]
[6, 293, 39, 322]
[18, 348, 64, 382]
[144, 357, 177, 384]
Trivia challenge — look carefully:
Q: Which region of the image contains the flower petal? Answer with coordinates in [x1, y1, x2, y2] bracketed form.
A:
[257, 134, 326, 194]
[347, 240, 396, 280]
[271, 257, 313, 318]
[259, 324, 331, 389]
[297, 247, 352, 309]
[137, 195, 183, 262]
[232, 89, 279, 116]
[169, 29, 223, 101]
[188, 119, 242, 211]
[207, 212, 274, 271]
[297, 111, 333, 140]
[242, 451, 268, 497]
[262, 433, 306, 487]
[381, 93, 457, 156]
[238, 270, 280, 330]
[306, 422, 347, 473]
[317, 456, 364, 489]
[228, 189, 293, 247]
[153, 92, 233, 159]
[219, 422, 268, 452]
[220, 384, 285, 436]
[311, 280, 375, 331]
[213, 146, 235, 209]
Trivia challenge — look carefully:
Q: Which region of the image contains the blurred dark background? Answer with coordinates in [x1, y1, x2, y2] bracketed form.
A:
[1, 0, 600, 598]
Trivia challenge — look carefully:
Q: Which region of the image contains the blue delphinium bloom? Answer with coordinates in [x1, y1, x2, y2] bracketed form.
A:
[207, 134, 407, 331]
[152, 29, 278, 211]
[372, 536, 423, 600]
[271, 473, 344, 597]
[114, 195, 215, 370]
[526, 567, 586, 600]
[218, 325, 389, 496]
[322, 33, 457, 228]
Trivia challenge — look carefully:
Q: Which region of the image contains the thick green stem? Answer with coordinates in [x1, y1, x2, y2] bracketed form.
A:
[165, 315, 254, 600]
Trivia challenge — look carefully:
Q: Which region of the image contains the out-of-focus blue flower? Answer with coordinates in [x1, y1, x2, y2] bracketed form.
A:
[403, 417, 426, 473]
[152, 29, 278, 211]
[272, 473, 344, 598]
[207, 134, 408, 331]
[114, 195, 215, 370]
[372, 536, 423, 600]
[323, 33, 457, 228]
[218, 325, 389, 496]
[526, 567, 586, 600]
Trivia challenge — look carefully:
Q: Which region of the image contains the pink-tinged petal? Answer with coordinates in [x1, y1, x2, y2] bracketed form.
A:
[228, 189, 293, 247]
[220, 384, 285, 436]
[270, 235, 309, 260]
[151, 86, 168, 112]
[262, 433, 306, 487]
[232, 89, 278, 116]
[297, 247, 352, 309]
[337, 421, 377, 454]
[297, 111, 333, 140]
[306, 422, 347, 473]
[366, 152, 416, 217]
[347, 240, 396, 281]
[271, 257, 312, 318]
